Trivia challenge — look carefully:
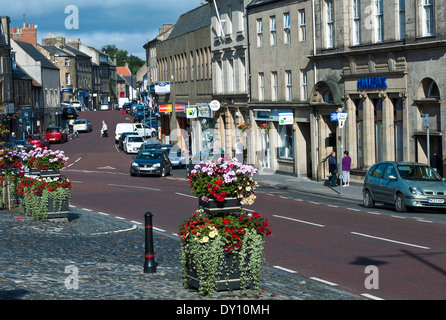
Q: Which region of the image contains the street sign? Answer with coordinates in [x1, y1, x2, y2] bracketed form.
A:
[209, 100, 221, 112]
[330, 113, 338, 121]
[424, 114, 429, 128]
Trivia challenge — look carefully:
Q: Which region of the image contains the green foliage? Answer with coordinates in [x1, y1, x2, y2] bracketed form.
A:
[101, 44, 145, 75]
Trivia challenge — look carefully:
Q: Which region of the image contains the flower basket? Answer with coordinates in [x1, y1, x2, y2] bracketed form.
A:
[179, 210, 271, 296]
[22, 148, 68, 171]
[238, 123, 252, 133]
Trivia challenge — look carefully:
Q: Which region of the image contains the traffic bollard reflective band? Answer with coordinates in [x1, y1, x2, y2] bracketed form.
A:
[144, 212, 157, 273]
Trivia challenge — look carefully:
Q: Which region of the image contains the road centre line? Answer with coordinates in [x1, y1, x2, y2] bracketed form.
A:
[108, 184, 161, 192]
[175, 192, 196, 199]
[273, 215, 325, 228]
[273, 266, 298, 274]
[310, 277, 338, 287]
[351, 232, 431, 250]
[361, 293, 385, 300]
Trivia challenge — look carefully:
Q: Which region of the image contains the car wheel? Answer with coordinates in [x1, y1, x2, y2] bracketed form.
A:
[363, 190, 375, 208]
[161, 167, 166, 177]
[394, 193, 407, 212]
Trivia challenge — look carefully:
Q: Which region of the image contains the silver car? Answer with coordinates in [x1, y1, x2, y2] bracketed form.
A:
[363, 161, 446, 212]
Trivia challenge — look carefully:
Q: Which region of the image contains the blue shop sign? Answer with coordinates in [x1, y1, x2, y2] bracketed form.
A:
[357, 77, 388, 89]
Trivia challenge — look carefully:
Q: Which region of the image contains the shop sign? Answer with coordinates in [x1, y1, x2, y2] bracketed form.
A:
[155, 82, 171, 94]
[357, 77, 388, 89]
[187, 107, 197, 119]
[159, 104, 172, 113]
[175, 103, 186, 112]
[279, 113, 293, 125]
[254, 109, 293, 122]
[209, 100, 221, 112]
[197, 104, 213, 118]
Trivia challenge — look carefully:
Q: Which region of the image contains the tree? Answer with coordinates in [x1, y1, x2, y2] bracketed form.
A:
[101, 44, 144, 75]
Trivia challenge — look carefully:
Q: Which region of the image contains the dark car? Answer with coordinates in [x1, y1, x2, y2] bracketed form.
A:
[122, 103, 133, 115]
[140, 141, 161, 151]
[62, 106, 78, 120]
[45, 127, 68, 143]
[134, 111, 153, 123]
[130, 149, 172, 177]
[13, 140, 33, 152]
[26, 134, 50, 149]
[118, 132, 139, 151]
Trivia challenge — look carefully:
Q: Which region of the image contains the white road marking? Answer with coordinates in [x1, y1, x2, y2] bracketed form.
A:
[153, 227, 166, 232]
[175, 192, 196, 199]
[97, 212, 110, 216]
[361, 293, 385, 300]
[273, 266, 297, 274]
[115, 216, 126, 220]
[273, 215, 325, 228]
[131, 221, 142, 225]
[310, 277, 338, 286]
[82, 208, 93, 212]
[108, 184, 161, 192]
[90, 225, 138, 236]
[351, 232, 431, 250]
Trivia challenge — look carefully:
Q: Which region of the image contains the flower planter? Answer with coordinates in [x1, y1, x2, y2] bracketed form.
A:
[184, 251, 255, 293]
[198, 197, 241, 214]
[21, 195, 70, 221]
[39, 169, 61, 178]
[28, 168, 40, 176]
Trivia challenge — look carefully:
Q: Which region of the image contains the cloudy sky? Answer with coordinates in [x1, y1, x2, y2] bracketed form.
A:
[5, 0, 206, 60]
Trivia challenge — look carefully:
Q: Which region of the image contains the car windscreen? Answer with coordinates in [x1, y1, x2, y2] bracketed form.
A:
[74, 120, 86, 124]
[128, 136, 144, 142]
[397, 165, 442, 181]
[137, 151, 162, 160]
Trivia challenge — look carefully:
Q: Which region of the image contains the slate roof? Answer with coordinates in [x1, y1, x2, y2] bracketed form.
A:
[167, 3, 211, 40]
[12, 65, 32, 80]
[42, 45, 74, 57]
[64, 45, 91, 59]
[13, 40, 59, 70]
[246, 0, 282, 9]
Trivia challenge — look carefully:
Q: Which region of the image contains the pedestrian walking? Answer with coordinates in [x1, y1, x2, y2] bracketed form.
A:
[234, 139, 244, 163]
[342, 151, 352, 187]
[328, 151, 338, 187]
[101, 120, 108, 137]
[70, 129, 79, 140]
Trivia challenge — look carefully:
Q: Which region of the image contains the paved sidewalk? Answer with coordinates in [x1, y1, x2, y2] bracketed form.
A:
[0, 204, 363, 301]
[254, 170, 364, 202]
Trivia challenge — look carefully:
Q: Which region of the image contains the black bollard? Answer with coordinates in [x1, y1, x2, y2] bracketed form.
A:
[143, 212, 157, 273]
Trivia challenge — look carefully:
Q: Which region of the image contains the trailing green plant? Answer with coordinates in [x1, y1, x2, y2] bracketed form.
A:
[179, 209, 271, 296]
[17, 176, 71, 219]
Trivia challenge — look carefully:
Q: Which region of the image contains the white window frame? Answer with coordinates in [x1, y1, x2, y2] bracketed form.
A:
[352, 0, 361, 45]
[284, 13, 291, 44]
[398, 0, 406, 39]
[299, 9, 306, 42]
[300, 69, 308, 101]
[325, 0, 335, 48]
[285, 70, 292, 101]
[257, 18, 263, 47]
[239, 1, 245, 31]
[65, 73, 70, 85]
[227, 5, 233, 35]
[374, 0, 384, 42]
[270, 16, 277, 46]
[240, 56, 246, 92]
[259, 72, 265, 101]
[422, 0, 435, 36]
[271, 71, 278, 101]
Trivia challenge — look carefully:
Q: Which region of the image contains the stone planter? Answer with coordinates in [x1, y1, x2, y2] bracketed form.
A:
[198, 197, 241, 214]
[22, 196, 70, 221]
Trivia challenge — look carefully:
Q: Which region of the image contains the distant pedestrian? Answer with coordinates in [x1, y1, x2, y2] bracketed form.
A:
[101, 120, 108, 137]
[342, 151, 352, 187]
[71, 129, 79, 140]
[234, 139, 244, 163]
[328, 151, 338, 187]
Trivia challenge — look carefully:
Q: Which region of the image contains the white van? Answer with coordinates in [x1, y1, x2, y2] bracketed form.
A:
[118, 97, 130, 110]
[115, 122, 156, 143]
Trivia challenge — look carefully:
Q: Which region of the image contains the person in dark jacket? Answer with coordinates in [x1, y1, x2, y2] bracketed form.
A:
[328, 151, 338, 187]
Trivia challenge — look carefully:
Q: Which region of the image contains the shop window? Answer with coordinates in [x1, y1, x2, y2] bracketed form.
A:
[393, 98, 404, 161]
[279, 125, 294, 159]
[374, 99, 383, 163]
[356, 99, 364, 168]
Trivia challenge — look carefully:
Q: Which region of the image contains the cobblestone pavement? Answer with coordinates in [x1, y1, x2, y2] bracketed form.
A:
[0, 207, 363, 301]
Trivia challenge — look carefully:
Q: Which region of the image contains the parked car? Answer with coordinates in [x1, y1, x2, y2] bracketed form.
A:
[45, 127, 68, 143]
[118, 97, 130, 110]
[26, 134, 50, 149]
[118, 132, 139, 150]
[61, 106, 78, 120]
[122, 103, 133, 115]
[71, 101, 82, 112]
[13, 139, 33, 152]
[123, 135, 145, 154]
[115, 122, 156, 143]
[73, 119, 92, 132]
[162, 144, 187, 168]
[363, 161, 446, 212]
[130, 149, 172, 177]
[100, 104, 110, 111]
[140, 141, 161, 151]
